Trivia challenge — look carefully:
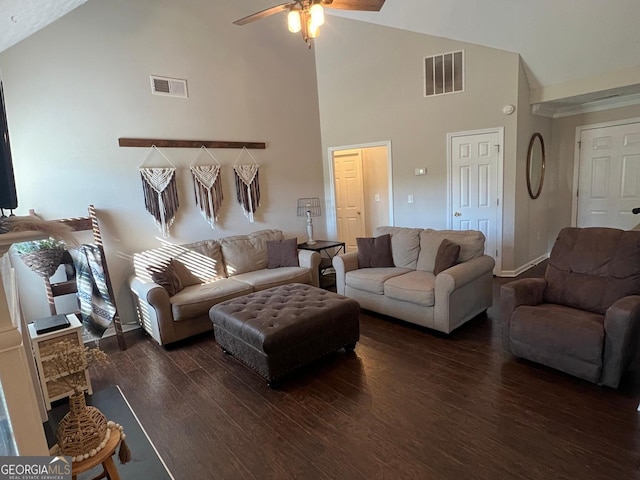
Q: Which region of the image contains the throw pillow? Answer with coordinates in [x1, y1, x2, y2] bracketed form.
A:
[267, 238, 300, 269]
[433, 239, 460, 275]
[356, 234, 395, 268]
[147, 259, 184, 296]
[171, 257, 202, 287]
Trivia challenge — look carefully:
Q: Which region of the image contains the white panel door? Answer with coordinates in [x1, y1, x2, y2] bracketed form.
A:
[450, 132, 499, 260]
[577, 122, 640, 229]
[333, 150, 366, 252]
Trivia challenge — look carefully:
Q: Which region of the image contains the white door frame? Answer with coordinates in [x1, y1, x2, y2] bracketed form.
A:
[572, 117, 640, 227]
[326, 141, 394, 240]
[446, 127, 504, 274]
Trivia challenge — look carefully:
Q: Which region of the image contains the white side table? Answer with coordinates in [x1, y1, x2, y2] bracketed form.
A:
[28, 315, 92, 410]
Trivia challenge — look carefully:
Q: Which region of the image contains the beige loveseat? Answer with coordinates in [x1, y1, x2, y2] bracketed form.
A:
[129, 229, 320, 346]
[332, 226, 495, 333]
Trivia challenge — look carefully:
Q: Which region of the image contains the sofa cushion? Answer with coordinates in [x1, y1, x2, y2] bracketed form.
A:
[177, 240, 227, 282]
[356, 234, 394, 268]
[345, 267, 412, 295]
[221, 229, 284, 276]
[510, 303, 605, 365]
[170, 278, 253, 322]
[433, 239, 460, 275]
[416, 229, 485, 273]
[544, 227, 640, 315]
[375, 226, 422, 269]
[267, 238, 299, 268]
[134, 239, 226, 284]
[232, 268, 312, 291]
[383, 271, 436, 307]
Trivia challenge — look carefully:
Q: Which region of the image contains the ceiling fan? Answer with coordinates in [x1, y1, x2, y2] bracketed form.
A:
[234, 0, 386, 47]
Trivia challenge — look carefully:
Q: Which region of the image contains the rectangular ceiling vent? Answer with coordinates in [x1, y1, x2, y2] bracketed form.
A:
[424, 50, 464, 97]
[150, 75, 188, 98]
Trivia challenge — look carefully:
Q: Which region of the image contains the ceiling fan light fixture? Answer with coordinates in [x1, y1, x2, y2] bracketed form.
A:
[307, 17, 320, 38]
[287, 9, 302, 33]
[310, 4, 325, 28]
[233, 0, 385, 47]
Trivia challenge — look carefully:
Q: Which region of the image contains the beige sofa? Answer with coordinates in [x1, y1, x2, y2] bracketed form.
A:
[332, 226, 495, 333]
[129, 229, 320, 346]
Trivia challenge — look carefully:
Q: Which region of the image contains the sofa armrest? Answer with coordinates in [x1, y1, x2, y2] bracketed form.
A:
[129, 275, 174, 345]
[602, 295, 640, 388]
[499, 277, 547, 352]
[332, 252, 359, 295]
[297, 249, 321, 287]
[433, 255, 494, 331]
[438, 255, 495, 288]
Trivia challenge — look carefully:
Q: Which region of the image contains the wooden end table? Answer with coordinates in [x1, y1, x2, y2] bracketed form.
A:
[70, 428, 121, 480]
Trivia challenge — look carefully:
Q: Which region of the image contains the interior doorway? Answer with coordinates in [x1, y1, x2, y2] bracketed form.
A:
[447, 127, 504, 274]
[328, 142, 394, 252]
[573, 119, 640, 229]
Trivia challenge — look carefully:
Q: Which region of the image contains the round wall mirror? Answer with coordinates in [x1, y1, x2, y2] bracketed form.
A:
[526, 133, 545, 199]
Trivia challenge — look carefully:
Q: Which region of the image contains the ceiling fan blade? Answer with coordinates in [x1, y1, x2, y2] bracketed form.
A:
[233, 3, 294, 26]
[322, 0, 385, 12]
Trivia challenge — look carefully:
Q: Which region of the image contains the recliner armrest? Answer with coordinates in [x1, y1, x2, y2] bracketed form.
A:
[500, 277, 547, 352]
[601, 295, 640, 388]
[332, 252, 359, 295]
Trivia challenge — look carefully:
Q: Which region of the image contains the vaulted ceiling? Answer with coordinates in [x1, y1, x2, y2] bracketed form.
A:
[0, 0, 87, 55]
[2, 0, 640, 110]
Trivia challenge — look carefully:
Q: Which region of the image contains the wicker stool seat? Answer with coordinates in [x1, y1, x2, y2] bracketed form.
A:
[209, 283, 360, 385]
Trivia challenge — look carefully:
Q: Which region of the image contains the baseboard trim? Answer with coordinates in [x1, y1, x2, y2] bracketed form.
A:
[101, 322, 140, 338]
[497, 253, 548, 278]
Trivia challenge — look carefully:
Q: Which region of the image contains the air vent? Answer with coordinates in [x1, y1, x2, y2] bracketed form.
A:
[150, 75, 188, 98]
[424, 50, 464, 97]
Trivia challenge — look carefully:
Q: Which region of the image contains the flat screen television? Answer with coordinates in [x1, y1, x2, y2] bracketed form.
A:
[0, 77, 17, 211]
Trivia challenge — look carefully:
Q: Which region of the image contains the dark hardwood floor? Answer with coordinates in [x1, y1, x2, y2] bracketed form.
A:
[90, 265, 640, 479]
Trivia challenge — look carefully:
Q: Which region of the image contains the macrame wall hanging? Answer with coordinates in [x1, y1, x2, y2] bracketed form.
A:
[190, 146, 223, 228]
[139, 145, 179, 237]
[234, 147, 261, 223]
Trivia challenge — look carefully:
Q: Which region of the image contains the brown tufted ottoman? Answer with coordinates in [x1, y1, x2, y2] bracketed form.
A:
[209, 283, 360, 386]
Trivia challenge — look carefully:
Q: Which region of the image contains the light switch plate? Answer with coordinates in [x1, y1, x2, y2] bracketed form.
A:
[414, 167, 426, 176]
[408, 194, 414, 204]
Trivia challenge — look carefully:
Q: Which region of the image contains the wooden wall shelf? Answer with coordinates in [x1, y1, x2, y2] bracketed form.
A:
[118, 138, 266, 149]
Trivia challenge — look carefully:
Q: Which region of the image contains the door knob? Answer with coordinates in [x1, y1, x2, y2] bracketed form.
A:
[357, 211, 361, 215]
[454, 212, 462, 217]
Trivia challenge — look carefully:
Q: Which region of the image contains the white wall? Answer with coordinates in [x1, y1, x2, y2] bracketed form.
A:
[315, 17, 522, 271]
[0, 0, 325, 324]
[512, 60, 554, 273]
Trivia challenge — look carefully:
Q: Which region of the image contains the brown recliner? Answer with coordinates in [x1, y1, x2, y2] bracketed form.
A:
[501, 227, 640, 388]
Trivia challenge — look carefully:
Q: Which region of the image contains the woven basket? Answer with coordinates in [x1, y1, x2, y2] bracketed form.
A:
[57, 391, 108, 457]
[20, 248, 65, 278]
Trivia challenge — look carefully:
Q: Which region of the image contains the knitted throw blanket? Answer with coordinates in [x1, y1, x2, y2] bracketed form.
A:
[70, 244, 116, 340]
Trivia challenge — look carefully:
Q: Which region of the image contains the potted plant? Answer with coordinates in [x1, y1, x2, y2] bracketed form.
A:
[14, 237, 67, 278]
[48, 341, 130, 464]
